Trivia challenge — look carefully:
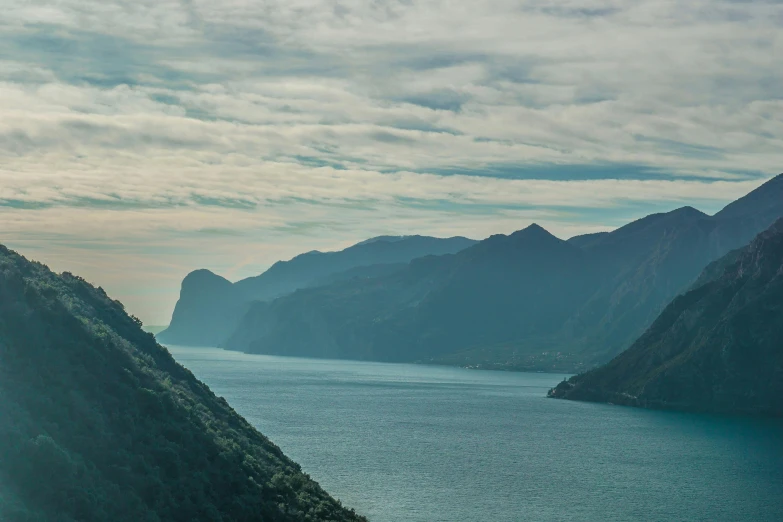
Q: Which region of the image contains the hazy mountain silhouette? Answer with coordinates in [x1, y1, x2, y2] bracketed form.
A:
[226, 174, 783, 371]
[0, 245, 364, 521]
[561, 175, 783, 363]
[158, 235, 476, 346]
[226, 224, 600, 363]
[158, 269, 244, 347]
[549, 218, 783, 416]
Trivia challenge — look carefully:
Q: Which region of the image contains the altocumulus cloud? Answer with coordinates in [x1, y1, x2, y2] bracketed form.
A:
[0, 0, 781, 322]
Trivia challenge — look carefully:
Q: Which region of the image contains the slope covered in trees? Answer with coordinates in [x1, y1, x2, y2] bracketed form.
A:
[0, 245, 364, 522]
[548, 219, 783, 416]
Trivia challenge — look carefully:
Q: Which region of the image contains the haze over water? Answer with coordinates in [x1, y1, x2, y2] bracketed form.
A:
[168, 345, 783, 522]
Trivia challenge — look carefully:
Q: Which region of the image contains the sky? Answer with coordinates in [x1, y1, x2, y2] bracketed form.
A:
[1, 0, 781, 324]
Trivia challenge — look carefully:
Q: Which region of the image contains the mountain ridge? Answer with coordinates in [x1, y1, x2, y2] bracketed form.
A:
[225, 174, 783, 372]
[225, 222, 600, 366]
[158, 235, 477, 346]
[548, 218, 783, 416]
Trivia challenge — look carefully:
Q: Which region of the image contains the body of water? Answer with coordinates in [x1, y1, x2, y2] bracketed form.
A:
[167, 345, 783, 522]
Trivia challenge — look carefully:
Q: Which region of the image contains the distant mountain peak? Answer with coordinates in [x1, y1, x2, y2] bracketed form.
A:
[510, 223, 561, 242]
[670, 206, 707, 218]
[602, 204, 709, 242]
[182, 269, 228, 284]
[178, 269, 233, 296]
[469, 223, 571, 257]
[188, 268, 216, 276]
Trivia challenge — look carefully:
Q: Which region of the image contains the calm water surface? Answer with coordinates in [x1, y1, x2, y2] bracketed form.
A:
[167, 345, 783, 522]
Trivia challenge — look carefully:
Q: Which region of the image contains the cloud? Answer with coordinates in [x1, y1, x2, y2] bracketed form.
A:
[0, 0, 781, 322]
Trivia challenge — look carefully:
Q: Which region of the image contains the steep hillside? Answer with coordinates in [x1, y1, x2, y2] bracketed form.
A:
[565, 206, 720, 361]
[548, 219, 783, 416]
[158, 235, 476, 346]
[158, 269, 249, 347]
[0, 245, 364, 522]
[566, 175, 783, 362]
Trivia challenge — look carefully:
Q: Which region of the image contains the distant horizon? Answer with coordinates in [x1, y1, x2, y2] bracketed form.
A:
[6, 175, 778, 325]
[2, 0, 781, 324]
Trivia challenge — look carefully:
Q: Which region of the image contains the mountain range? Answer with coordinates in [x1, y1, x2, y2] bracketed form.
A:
[548, 218, 783, 416]
[0, 245, 364, 521]
[158, 235, 477, 346]
[222, 174, 783, 372]
[156, 174, 783, 373]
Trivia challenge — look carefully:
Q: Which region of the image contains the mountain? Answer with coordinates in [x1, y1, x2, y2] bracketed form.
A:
[0, 245, 364, 522]
[561, 175, 783, 363]
[226, 174, 783, 371]
[226, 224, 602, 368]
[372, 225, 600, 362]
[159, 269, 248, 347]
[561, 206, 721, 362]
[548, 218, 783, 416]
[157, 235, 476, 346]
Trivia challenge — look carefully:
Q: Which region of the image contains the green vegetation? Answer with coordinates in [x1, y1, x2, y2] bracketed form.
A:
[0, 245, 365, 522]
[549, 219, 783, 416]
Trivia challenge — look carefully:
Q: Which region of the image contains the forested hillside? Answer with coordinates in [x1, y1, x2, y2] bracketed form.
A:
[549, 219, 783, 416]
[0, 246, 364, 522]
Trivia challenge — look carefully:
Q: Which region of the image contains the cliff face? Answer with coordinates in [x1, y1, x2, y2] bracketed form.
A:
[157, 235, 476, 346]
[158, 269, 250, 347]
[549, 219, 783, 417]
[0, 245, 364, 522]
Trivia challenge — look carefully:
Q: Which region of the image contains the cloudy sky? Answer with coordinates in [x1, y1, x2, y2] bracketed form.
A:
[1, 0, 781, 324]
